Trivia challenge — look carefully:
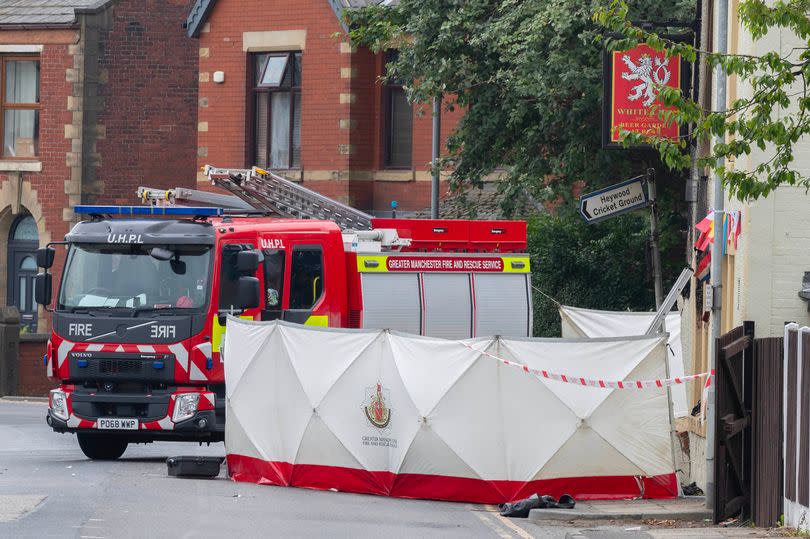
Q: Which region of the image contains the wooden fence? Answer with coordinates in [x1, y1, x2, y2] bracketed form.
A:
[712, 323, 783, 526]
[751, 335, 783, 526]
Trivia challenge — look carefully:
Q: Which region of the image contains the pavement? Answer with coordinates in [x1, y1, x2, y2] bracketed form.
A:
[529, 497, 711, 522]
[529, 497, 789, 538]
[0, 398, 791, 538]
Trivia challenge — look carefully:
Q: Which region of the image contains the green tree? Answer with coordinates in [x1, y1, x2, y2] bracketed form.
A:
[345, 0, 693, 202]
[528, 211, 657, 336]
[595, 0, 810, 200]
[346, 0, 692, 327]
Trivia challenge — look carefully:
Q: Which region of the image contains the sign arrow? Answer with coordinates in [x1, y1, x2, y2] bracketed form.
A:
[581, 200, 592, 220]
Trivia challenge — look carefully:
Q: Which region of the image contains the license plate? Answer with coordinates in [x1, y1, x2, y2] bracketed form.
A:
[96, 418, 138, 430]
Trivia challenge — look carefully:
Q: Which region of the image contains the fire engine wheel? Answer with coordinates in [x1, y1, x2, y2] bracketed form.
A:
[77, 433, 129, 460]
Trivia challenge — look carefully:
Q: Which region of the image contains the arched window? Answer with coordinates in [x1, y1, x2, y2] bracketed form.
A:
[8, 214, 39, 333]
[20, 255, 36, 271]
[12, 215, 38, 241]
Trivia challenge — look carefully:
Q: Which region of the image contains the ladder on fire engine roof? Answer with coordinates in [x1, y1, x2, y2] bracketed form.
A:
[202, 165, 374, 231]
[137, 186, 255, 211]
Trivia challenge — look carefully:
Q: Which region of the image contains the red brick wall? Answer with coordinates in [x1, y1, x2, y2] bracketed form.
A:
[0, 8, 198, 395]
[198, 1, 464, 213]
[372, 181, 451, 213]
[34, 40, 75, 252]
[91, 0, 199, 204]
[349, 47, 378, 172]
[0, 32, 75, 220]
[0, 32, 76, 305]
[0, 36, 82, 404]
[18, 340, 54, 396]
[197, 0, 350, 170]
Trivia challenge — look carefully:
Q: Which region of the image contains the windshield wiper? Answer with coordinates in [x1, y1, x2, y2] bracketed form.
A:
[63, 306, 119, 315]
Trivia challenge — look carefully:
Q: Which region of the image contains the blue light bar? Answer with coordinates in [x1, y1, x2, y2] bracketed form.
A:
[74, 205, 224, 217]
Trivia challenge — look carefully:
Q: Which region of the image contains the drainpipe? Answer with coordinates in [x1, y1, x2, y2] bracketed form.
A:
[706, 0, 729, 511]
[431, 96, 441, 219]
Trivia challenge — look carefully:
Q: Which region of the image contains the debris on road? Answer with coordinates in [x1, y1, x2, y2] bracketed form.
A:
[500, 494, 576, 518]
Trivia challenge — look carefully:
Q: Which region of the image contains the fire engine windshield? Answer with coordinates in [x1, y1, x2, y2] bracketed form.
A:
[58, 243, 212, 312]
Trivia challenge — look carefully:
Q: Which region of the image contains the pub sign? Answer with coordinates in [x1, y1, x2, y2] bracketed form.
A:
[602, 43, 684, 149]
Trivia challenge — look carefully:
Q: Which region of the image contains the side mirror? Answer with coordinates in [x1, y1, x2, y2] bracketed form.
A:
[236, 250, 261, 273]
[35, 273, 52, 306]
[36, 247, 55, 269]
[237, 276, 260, 309]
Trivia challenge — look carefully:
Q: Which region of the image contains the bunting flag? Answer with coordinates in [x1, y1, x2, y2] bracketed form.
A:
[696, 251, 711, 282]
[727, 210, 741, 254]
[695, 212, 713, 252]
[695, 212, 713, 235]
[694, 210, 742, 257]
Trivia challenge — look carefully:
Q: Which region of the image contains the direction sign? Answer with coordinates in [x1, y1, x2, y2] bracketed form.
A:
[579, 176, 650, 224]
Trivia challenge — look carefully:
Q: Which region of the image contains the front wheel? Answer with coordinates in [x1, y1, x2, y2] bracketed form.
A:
[77, 433, 128, 460]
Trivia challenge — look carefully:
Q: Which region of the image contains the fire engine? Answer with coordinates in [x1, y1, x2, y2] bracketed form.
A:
[35, 166, 533, 460]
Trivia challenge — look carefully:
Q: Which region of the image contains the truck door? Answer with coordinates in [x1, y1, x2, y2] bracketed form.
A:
[283, 244, 325, 326]
[212, 243, 261, 355]
[259, 241, 329, 326]
[217, 243, 259, 312]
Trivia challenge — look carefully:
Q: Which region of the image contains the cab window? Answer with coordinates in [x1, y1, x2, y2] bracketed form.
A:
[262, 249, 285, 308]
[289, 247, 323, 310]
[218, 244, 253, 310]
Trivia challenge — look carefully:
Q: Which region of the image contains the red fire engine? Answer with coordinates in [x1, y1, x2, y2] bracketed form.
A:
[35, 167, 532, 460]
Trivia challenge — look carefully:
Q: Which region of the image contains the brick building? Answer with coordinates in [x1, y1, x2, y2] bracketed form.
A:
[186, 0, 462, 214]
[0, 0, 198, 395]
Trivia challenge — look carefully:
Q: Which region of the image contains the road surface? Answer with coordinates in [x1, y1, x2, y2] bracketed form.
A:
[0, 399, 707, 539]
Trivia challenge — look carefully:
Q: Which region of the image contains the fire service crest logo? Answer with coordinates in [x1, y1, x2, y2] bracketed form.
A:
[363, 382, 391, 429]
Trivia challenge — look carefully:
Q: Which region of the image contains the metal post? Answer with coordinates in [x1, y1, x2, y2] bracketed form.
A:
[647, 168, 664, 309]
[431, 96, 441, 220]
[706, 0, 729, 511]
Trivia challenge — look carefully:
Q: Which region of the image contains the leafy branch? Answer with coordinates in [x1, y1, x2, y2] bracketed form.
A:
[595, 0, 810, 200]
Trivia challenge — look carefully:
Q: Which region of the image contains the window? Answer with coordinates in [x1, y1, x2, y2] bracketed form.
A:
[289, 247, 323, 310]
[7, 214, 39, 333]
[384, 50, 412, 168]
[1, 57, 39, 158]
[218, 245, 246, 311]
[58, 244, 212, 311]
[262, 249, 285, 313]
[252, 52, 301, 169]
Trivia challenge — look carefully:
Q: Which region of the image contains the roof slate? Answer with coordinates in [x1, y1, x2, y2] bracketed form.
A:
[0, 0, 108, 26]
[186, 0, 396, 38]
[415, 183, 545, 220]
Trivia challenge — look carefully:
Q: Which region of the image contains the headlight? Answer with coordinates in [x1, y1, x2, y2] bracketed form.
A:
[172, 393, 200, 423]
[50, 389, 69, 421]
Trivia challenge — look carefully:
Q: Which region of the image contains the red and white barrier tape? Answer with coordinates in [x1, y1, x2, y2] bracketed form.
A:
[700, 372, 712, 423]
[462, 342, 714, 390]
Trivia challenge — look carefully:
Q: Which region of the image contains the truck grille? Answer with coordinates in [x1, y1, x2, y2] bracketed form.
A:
[99, 359, 143, 375]
[68, 352, 175, 383]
